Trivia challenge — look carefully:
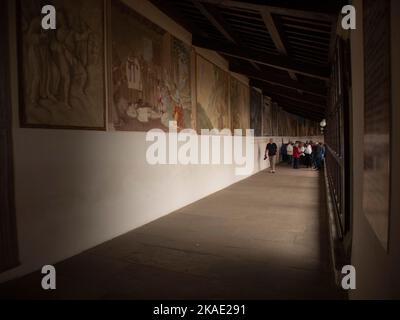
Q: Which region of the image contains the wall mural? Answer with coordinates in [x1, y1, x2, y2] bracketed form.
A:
[262, 96, 272, 136]
[196, 55, 230, 130]
[17, 0, 321, 137]
[283, 111, 293, 136]
[250, 87, 262, 137]
[260, 98, 320, 137]
[110, 0, 193, 131]
[230, 77, 250, 131]
[277, 108, 285, 136]
[18, 0, 106, 129]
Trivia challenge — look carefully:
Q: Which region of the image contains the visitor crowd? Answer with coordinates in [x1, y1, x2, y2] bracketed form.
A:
[265, 139, 326, 174]
[281, 141, 325, 170]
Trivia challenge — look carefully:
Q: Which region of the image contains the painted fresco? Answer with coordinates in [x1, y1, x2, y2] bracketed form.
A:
[250, 87, 262, 137]
[18, 0, 106, 129]
[196, 55, 230, 130]
[230, 77, 250, 131]
[110, 0, 193, 131]
[262, 96, 272, 136]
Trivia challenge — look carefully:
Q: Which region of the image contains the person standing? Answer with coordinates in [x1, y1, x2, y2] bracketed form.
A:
[287, 142, 293, 165]
[300, 142, 306, 166]
[280, 143, 288, 163]
[293, 142, 301, 169]
[265, 138, 278, 173]
[314, 142, 323, 171]
[305, 143, 313, 168]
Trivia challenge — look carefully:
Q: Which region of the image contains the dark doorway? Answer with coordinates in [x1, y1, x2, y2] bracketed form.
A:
[0, 0, 19, 273]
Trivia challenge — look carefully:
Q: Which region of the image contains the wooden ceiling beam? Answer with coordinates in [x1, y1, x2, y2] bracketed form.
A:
[280, 16, 332, 28]
[191, 0, 237, 43]
[284, 23, 332, 34]
[276, 105, 325, 120]
[229, 64, 327, 97]
[149, 0, 203, 36]
[268, 93, 325, 109]
[261, 10, 287, 55]
[287, 35, 329, 46]
[250, 80, 327, 106]
[193, 36, 330, 80]
[265, 93, 326, 110]
[274, 101, 324, 119]
[260, 9, 298, 81]
[197, 0, 337, 22]
[267, 96, 325, 114]
[289, 41, 329, 51]
[281, 109, 322, 121]
[283, 107, 324, 116]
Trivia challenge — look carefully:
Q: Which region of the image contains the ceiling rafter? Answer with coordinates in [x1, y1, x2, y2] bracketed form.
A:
[250, 80, 327, 106]
[260, 9, 298, 81]
[192, 1, 264, 74]
[280, 108, 323, 121]
[191, 0, 237, 43]
[273, 101, 325, 117]
[268, 96, 325, 114]
[193, 36, 330, 80]
[268, 93, 325, 109]
[229, 65, 327, 97]
[197, 0, 337, 22]
[271, 101, 325, 119]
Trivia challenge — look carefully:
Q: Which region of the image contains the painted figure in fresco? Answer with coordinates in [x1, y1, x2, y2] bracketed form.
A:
[25, 16, 45, 107]
[126, 52, 143, 108]
[25, 14, 56, 106]
[136, 100, 151, 123]
[208, 69, 227, 129]
[20, 0, 105, 128]
[156, 80, 164, 114]
[173, 92, 185, 129]
[26, 11, 93, 109]
[112, 45, 125, 126]
[71, 16, 92, 95]
[109, 1, 192, 131]
[159, 77, 172, 127]
[38, 29, 57, 102]
[50, 11, 75, 108]
[73, 17, 90, 67]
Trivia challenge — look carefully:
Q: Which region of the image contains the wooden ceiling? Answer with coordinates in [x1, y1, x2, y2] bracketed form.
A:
[150, 0, 345, 121]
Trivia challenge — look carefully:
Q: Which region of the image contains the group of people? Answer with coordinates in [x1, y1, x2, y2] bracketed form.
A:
[282, 141, 325, 170]
[264, 139, 326, 173]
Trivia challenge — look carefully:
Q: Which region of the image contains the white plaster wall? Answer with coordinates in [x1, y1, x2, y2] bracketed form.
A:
[1, 128, 305, 283]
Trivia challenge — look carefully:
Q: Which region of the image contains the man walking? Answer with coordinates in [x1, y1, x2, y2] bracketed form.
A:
[265, 138, 278, 173]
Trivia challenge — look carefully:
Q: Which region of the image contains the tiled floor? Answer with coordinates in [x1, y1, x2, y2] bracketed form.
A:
[0, 165, 345, 300]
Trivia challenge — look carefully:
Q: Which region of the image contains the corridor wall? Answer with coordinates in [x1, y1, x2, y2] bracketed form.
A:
[349, 0, 400, 299]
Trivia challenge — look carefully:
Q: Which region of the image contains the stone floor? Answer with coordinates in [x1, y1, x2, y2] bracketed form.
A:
[0, 165, 346, 300]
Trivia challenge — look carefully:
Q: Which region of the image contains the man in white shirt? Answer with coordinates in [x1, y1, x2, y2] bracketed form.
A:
[304, 143, 313, 168]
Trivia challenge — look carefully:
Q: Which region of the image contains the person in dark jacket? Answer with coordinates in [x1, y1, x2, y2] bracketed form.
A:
[314, 142, 323, 171]
[280, 143, 288, 163]
[265, 138, 278, 173]
[293, 142, 301, 169]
